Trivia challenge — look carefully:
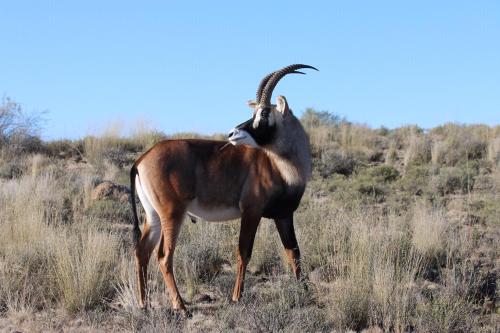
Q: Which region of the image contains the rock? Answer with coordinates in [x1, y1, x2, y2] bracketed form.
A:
[256, 276, 269, 283]
[91, 180, 130, 203]
[192, 293, 215, 304]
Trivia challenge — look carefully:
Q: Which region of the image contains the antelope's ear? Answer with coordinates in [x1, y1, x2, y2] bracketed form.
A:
[247, 100, 258, 110]
[276, 95, 290, 115]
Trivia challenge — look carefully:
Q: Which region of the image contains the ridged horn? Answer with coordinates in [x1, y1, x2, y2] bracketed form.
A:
[256, 70, 306, 103]
[259, 64, 318, 107]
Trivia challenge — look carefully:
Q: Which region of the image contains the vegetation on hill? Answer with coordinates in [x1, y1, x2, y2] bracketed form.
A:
[0, 97, 498, 332]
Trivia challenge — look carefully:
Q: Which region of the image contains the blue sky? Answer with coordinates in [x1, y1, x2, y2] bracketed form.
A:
[1, 1, 499, 140]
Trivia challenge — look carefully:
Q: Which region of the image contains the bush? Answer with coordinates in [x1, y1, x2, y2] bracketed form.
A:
[0, 97, 44, 156]
[316, 150, 358, 177]
[403, 131, 432, 167]
[367, 165, 400, 182]
[43, 139, 83, 160]
[416, 290, 476, 333]
[349, 166, 399, 200]
[84, 199, 133, 225]
[433, 166, 474, 195]
[0, 157, 24, 179]
[176, 220, 236, 298]
[83, 135, 130, 169]
[0, 173, 71, 312]
[430, 124, 489, 166]
[52, 227, 120, 313]
[353, 177, 385, 198]
[400, 165, 431, 195]
[215, 276, 325, 332]
[487, 137, 500, 165]
[412, 203, 447, 259]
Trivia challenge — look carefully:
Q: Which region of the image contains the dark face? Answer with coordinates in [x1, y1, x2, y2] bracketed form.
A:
[232, 109, 276, 146]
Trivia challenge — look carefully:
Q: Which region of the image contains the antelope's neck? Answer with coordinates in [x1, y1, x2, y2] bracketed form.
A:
[263, 149, 310, 186]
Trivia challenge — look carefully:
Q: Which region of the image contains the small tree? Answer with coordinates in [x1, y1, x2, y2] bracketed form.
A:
[300, 108, 343, 131]
[0, 96, 44, 155]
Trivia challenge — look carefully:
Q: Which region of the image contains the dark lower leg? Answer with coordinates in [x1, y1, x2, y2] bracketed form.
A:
[232, 214, 260, 302]
[274, 216, 302, 279]
[135, 227, 157, 308]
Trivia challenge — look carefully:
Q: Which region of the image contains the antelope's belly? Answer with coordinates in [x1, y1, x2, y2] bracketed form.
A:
[187, 199, 241, 222]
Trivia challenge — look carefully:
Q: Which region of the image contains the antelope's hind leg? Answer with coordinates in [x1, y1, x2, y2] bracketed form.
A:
[157, 209, 188, 314]
[135, 212, 161, 309]
[134, 176, 162, 309]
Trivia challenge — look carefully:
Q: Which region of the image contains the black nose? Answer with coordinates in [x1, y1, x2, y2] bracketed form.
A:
[228, 129, 236, 138]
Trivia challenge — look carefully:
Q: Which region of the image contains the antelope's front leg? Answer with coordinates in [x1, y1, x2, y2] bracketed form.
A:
[232, 212, 261, 302]
[274, 215, 302, 280]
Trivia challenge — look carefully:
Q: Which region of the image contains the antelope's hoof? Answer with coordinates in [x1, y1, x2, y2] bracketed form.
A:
[164, 307, 192, 320]
[177, 308, 193, 319]
[185, 310, 193, 319]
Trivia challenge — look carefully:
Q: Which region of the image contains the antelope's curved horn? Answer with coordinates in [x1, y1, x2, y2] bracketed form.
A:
[259, 64, 318, 107]
[255, 70, 306, 102]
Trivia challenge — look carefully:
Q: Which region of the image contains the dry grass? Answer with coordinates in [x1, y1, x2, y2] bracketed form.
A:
[0, 165, 122, 316]
[1, 114, 499, 332]
[488, 137, 500, 165]
[52, 227, 120, 313]
[303, 207, 422, 332]
[0, 174, 61, 313]
[130, 119, 166, 151]
[403, 126, 432, 168]
[412, 202, 447, 258]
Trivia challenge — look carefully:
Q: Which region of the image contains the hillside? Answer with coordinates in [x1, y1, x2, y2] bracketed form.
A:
[0, 102, 499, 332]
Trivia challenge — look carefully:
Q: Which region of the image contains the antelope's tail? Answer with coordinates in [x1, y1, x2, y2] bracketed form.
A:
[130, 164, 142, 247]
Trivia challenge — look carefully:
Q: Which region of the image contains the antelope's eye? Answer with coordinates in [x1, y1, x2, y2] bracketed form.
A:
[260, 108, 270, 119]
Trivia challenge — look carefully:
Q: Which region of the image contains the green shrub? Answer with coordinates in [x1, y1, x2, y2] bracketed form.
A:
[416, 291, 476, 333]
[316, 151, 358, 177]
[43, 139, 83, 160]
[0, 157, 24, 179]
[433, 166, 476, 195]
[400, 165, 431, 195]
[84, 199, 133, 225]
[430, 124, 489, 166]
[467, 198, 500, 226]
[350, 166, 399, 200]
[354, 179, 385, 198]
[215, 276, 326, 332]
[367, 165, 400, 182]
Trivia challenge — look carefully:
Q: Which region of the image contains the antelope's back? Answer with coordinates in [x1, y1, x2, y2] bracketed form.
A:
[135, 139, 264, 205]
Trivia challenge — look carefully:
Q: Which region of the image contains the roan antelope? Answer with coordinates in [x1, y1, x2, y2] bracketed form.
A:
[130, 64, 318, 315]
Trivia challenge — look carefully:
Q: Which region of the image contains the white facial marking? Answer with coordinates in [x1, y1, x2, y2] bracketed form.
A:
[228, 128, 259, 148]
[253, 108, 262, 128]
[187, 199, 241, 222]
[253, 108, 276, 128]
